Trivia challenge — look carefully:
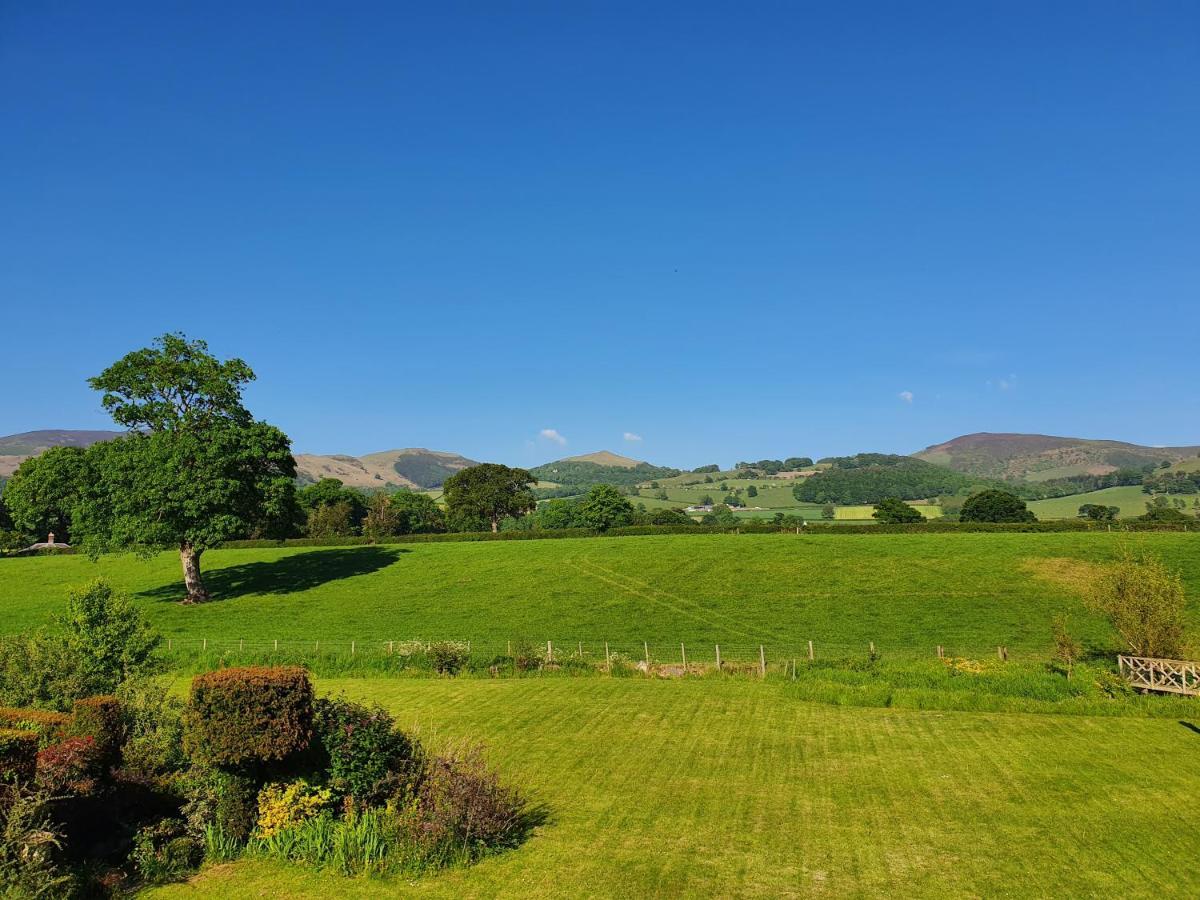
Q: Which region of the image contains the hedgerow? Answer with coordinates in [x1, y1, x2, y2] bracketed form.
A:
[183, 666, 314, 768]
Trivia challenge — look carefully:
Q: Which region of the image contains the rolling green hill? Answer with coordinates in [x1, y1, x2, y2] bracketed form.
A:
[1029, 485, 1200, 520]
[530, 453, 679, 497]
[794, 454, 982, 503]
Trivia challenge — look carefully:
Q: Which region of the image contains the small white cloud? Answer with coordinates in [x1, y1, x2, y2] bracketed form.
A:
[623, 432, 643, 442]
[898, 391, 914, 404]
[539, 428, 567, 446]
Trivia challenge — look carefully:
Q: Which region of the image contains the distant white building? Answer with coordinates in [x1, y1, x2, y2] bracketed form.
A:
[20, 532, 71, 554]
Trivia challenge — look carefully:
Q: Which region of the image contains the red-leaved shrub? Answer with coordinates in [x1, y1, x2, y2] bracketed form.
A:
[182, 666, 314, 768]
[36, 736, 105, 795]
[69, 696, 124, 767]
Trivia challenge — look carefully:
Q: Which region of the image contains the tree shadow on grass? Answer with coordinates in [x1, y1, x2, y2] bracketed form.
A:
[1180, 721, 1200, 736]
[138, 546, 408, 603]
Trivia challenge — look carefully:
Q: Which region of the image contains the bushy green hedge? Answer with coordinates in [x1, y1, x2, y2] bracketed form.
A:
[0, 708, 69, 746]
[183, 666, 314, 768]
[69, 696, 124, 766]
[0, 728, 38, 783]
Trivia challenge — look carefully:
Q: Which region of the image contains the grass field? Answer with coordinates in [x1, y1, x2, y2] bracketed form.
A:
[833, 504, 943, 520]
[4, 534, 1199, 656]
[148, 677, 1200, 898]
[1028, 485, 1200, 520]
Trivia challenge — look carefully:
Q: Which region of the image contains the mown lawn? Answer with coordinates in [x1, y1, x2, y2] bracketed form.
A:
[149, 677, 1200, 898]
[3, 533, 1198, 655]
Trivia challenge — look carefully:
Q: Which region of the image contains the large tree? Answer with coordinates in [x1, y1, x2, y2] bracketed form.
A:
[442, 463, 535, 532]
[80, 334, 296, 602]
[578, 484, 634, 531]
[872, 496, 923, 524]
[3, 445, 96, 542]
[959, 489, 1036, 524]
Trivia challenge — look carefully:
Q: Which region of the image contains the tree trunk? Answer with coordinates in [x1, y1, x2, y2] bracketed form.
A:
[180, 541, 210, 603]
[490, 516, 499, 533]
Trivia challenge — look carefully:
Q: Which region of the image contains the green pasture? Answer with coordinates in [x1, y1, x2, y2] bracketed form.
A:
[150, 677, 1200, 898]
[1028, 485, 1199, 520]
[834, 504, 943, 520]
[4, 533, 1199, 655]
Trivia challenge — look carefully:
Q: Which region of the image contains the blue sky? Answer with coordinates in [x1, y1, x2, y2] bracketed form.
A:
[2, 1, 1197, 468]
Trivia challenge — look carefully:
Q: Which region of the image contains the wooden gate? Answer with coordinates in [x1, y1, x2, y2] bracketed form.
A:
[1118, 655, 1200, 696]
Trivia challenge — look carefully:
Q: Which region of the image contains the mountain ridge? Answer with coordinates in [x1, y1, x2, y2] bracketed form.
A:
[914, 432, 1200, 481]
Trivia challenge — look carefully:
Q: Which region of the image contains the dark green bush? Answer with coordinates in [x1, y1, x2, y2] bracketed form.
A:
[0, 731, 38, 784]
[130, 818, 202, 885]
[427, 641, 470, 675]
[181, 767, 259, 845]
[312, 697, 417, 806]
[68, 696, 124, 767]
[183, 666, 314, 769]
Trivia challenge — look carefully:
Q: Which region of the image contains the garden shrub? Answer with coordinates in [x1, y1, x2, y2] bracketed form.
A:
[396, 743, 530, 861]
[181, 767, 259, 845]
[0, 731, 38, 784]
[115, 679, 186, 781]
[130, 818, 202, 885]
[426, 641, 470, 675]
[255, 780, 332, 838]
[312, 697, 417, 806]
[68, 695, 124, 767]
[35, 736, 105, 796]
[0, 709, 68, 748]
[0, 787, 69, 897]
[183, 666, 314, 768]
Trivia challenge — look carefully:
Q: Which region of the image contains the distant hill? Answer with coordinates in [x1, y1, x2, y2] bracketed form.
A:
[295, 448, 478, 490]
[795, 453, 982, 504]
[562, 450, 644, 468]
[530, 452, 681, 498]
[0, 429, 125, 478]
[915, 433, 1200, 481]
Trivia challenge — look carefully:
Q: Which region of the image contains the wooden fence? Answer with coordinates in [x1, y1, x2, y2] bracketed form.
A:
[1118, 655, 1200, 696]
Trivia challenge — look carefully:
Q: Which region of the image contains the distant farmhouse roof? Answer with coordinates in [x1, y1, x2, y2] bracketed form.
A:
[19, 532, 71, 554]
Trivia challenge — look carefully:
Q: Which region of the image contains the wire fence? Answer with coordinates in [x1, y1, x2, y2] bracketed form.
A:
[157, 636, 1047, 673]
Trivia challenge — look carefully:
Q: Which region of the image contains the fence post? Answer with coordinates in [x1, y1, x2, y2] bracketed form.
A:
[869, 641, 875, 655]
[203, 638, 207, 651]
[715, 644, 721, 671]
[759, 645, 766, 678]
[681, 642, 687, 670]
[807, 640, 814, 661]
[388, 640, 393, 655]
[239, 639, 244, 652]
[937, 645, 943, 658]
[644, 641, 649, 665]
[167, 638, 172, 651]
[351, 641, 356, 655]
[605, 642, 610, 668]
[315, 640, 319, 652]
[507, 640, 511, 657]
[791, 658, 797, 680]
[274, 639, 279, 652]
[547, 640, 553, 662]
[578, 641, 582, 658]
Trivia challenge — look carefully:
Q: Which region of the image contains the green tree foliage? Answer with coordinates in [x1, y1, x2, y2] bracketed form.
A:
[1086, 548, 1187, 657]
[1138, 504, 1194, 524]
[793, 455, 978, 504]
[722, 493, 744, 508]
[735, 457, 813, 475]
[746, 485, 758, 498]
[2, 446, 95, 543]
[959, 490, 1036, 524]
[1078, 504, 1120, 522]
[692, 464, 720, 474]
[443, 464, 536, 533]
[388, 491, 446, 534]
[700, 504, 738, 526]
[78, 334, 297, 602]
[821, 503, 836, 519]
[529, 461, 680, 498]
[296, 479, 367, 533]
[699, 494, 714, 507]
[0, 579, 161, 711]
[307, 501, 356, 538]
[578, 484, 635, 531]
[872, 497, 923, 524]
